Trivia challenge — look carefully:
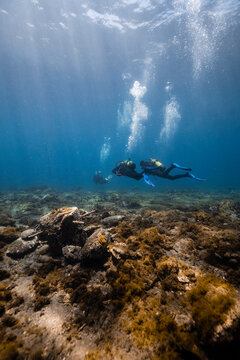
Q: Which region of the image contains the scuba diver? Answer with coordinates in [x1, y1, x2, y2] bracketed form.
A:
[112, 159, 143, 180]
[140, 159, 206, 186]
[93, 171, 111, 185]
[112, 158, 205, 188]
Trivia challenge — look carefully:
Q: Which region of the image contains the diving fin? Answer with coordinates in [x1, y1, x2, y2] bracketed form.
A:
[143, 174, 155, 187]
[172, 162, 192, 171]
[189, 173, 206, 181]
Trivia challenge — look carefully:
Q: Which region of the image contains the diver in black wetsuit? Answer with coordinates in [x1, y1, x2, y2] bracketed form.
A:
[140, 159, 191, 180]
[140, 159, 205, 182]
[112, 159, 143, 180]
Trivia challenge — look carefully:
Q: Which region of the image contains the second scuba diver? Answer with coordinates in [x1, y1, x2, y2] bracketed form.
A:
[112, 159, 143, 180]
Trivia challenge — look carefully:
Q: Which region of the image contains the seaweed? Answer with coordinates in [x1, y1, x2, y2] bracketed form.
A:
[124, 296, 199, 360]
[186, 274, 235, 341]
[32, 275, 51, 311]
[0, 227, 20, 244]
[180, 222, 202, 240]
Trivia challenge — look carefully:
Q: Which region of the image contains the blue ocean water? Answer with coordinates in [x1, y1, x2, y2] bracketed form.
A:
[0, 0, 240, 190]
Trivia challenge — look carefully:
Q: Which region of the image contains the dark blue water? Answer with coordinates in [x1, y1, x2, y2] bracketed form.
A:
[0, 0, 240, 190]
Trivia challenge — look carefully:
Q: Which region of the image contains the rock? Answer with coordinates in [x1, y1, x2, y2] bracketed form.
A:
[62, 245, 82, 263]
[39, 207, 87, 255]
[21, 229, 36, 240]
[6, 238, 39, 259]
[38, 255, 53, 263]
[80, 228, 111, 262]
[36, 244, 49, 255]
[83, 225, 100, 236]
[101, 215, 125, 226]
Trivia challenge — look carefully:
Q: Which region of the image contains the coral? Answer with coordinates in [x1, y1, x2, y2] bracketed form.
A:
[186, 274, 235, 341]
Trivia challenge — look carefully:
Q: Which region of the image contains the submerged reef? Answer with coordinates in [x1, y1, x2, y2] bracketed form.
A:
[0, 187, 240, 359]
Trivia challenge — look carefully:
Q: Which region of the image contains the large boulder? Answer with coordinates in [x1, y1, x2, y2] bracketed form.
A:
[39, 207, 87, 255]
[80, 228, 111, 263]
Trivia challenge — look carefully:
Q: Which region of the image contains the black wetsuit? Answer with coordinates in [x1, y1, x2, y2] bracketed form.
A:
[112, 161, 143, 180]
[140, 160, 191, 181]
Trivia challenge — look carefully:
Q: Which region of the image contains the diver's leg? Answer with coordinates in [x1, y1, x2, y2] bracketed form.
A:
[164, 165, 175, 174]
[164, 173, 191, 180]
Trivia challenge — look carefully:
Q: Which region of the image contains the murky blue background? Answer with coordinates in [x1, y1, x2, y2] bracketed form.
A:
[0, 0, 240, 190]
